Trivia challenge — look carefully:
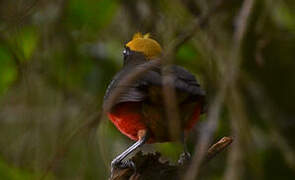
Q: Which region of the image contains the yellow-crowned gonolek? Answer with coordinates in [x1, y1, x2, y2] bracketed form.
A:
[103, 33, 206, 170]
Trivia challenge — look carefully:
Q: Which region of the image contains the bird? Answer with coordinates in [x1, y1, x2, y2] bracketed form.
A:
[103, 33, 206, 171]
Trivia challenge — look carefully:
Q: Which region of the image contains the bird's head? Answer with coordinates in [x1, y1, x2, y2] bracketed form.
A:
[124, 33, 162, 61]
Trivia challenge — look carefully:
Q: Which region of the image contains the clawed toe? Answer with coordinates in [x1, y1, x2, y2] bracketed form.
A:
[111, 159, 136, 174]
[178, 152, 191, 165]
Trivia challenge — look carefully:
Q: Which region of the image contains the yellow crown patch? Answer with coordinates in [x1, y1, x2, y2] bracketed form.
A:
[126, 33, 162, 60]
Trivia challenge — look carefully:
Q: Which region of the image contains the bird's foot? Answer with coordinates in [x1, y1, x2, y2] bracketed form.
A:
[111, 159, 136, 174]
[178, 152, 191, 165]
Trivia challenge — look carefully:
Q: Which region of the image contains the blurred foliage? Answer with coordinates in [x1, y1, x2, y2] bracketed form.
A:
[0, 46, 17, 96]
[0, 0, 294, 179]
[0, 157, 40, 180]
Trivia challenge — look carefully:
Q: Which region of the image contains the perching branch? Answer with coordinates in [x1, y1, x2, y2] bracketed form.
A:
[109, 136, 233, 180]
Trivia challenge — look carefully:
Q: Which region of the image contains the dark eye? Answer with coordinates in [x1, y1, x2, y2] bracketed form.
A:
[123, 49, 127, 56]
[123, 47, 131, 59]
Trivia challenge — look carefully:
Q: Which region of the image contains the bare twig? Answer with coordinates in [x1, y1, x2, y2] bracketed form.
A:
[184, 89, 225, 180]
[225, 89, 249, 180]
[184, 0, 255, 179]
[204, 136, 233, 164]
[233, 0, 255, 45]
[168, 0, 224, 53]
[223, 0, 255, 180]
[161, 66, 182, 140]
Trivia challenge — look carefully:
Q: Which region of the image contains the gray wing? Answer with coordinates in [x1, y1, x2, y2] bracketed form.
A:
[103, 64, 205, 110]
[103, 69, 147, 109]
[139, 65, 205, 97]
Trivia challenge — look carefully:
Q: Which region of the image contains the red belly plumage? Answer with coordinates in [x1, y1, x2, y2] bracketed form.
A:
[108, 102, 201, 142]
[108, 102, 146, 141]
[184, 103, 201, 131]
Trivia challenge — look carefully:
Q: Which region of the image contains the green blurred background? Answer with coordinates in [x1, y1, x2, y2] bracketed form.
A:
[0, 0, 295, 179]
